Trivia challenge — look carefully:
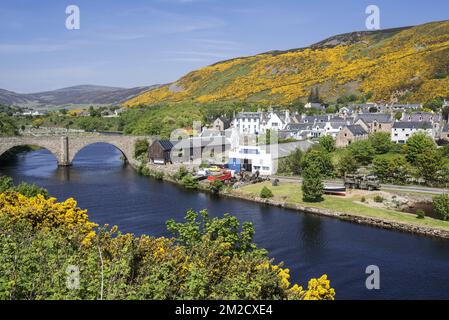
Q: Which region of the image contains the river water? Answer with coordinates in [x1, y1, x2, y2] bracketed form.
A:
[1, 143, 449, 300]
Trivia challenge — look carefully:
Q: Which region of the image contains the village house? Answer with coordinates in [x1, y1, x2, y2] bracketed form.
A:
[261, 110, 291, 132]
[350, 103, 378, 114]
[400, 112, 442, 138]
[388, 103, 422, 112]
[338, 106, 354, 118]
[234, 112, 263, 135]
[354, 113, 393, 134]
[336, 125, 369, 148]
[148, 140, 174, 165]
[391, 121, 433, 144]
[212, 116, 231, 131]
[283, 123, 313, 140]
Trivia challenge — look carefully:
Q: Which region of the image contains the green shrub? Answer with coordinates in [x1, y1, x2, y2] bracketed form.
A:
[154, 171, 164, 180]
[260, 186, 274, 199]
[209, 180, 224, 195]
[433, 194, 449, 221]
[416, 209, 426, 219]
[181, 174, 199, 190]
[373, 195, 384, 203]
[361, 196, 366, 203]
[174, 165, 189, 181]
[0, 176, 48, 198]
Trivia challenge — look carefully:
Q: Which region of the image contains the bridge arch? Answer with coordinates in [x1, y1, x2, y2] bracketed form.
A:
[68, 141, 131, 164]
[0, 137, 65, 165]
[0, 144, 61, 164]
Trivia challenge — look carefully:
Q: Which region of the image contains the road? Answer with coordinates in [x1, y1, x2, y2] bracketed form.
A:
[273, 175, 449, 195]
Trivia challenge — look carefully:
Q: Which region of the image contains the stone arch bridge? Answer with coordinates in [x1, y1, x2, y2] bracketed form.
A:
[0, 135, 153, 166]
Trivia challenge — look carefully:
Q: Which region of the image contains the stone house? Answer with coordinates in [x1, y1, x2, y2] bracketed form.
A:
[213, 117, 231, 131]
[336, 125, 369, 148]
[354, 114, 393, 134]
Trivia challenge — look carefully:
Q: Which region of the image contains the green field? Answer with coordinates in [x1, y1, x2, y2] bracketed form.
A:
[234, 182, 449, 231]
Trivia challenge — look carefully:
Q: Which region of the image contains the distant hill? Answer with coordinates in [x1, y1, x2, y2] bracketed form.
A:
[0, 84, 160, 108]
[126, 20, 449, 106]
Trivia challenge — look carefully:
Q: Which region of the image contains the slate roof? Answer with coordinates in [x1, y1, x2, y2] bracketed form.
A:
[355, 113, 392, 123]
[285, 123, 312, 131]
[392, 121, 432, 130]
[346, 125, 368, 136]
[236, 112, 262, 120]
[158, 140, 174, 151]
[300, 115, 330, 123]
[402, 112, 440, 122]
[216, 116, 231, 127]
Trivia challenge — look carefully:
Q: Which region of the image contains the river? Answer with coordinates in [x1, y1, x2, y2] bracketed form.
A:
[1, 143, 449, 300]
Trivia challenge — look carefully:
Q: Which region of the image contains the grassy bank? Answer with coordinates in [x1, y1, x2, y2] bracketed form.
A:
[233, 181, 449, 232]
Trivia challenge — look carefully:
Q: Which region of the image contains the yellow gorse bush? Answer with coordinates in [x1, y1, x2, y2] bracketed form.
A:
[0, 192, 98, 245]
[125, 21, 449, 106]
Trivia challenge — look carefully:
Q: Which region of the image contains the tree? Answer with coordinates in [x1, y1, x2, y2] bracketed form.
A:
[31, 118, 44, 129]
[405, 132, 436, 165]
[415, 148, 442, 185]
[134, 139, 149, 160]
[319, 135, 336, 153]
[302, 165, 324, 203]
[347, 140, 375, 165]
[336, 150, 359, 176]
[278, 148, 303, 175]
[369, 132, 393, 154]
[301, 148, 334, 177]
[433, 194, 449, 221]
[308, 87, 321, 103]
[423, 98, 443, 112]
[0, 115, 18, 136]
[373, 154, 411, 184]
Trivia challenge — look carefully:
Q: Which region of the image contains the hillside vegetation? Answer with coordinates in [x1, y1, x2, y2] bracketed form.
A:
[126, 20, 449, 106]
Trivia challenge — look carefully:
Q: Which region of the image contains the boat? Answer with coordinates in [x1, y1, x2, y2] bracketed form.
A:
[324, 184, 347, 196]
[207, 171, 232, 182]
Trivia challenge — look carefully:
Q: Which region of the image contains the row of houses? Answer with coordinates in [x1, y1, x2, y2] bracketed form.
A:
[211, 107, 449, 147]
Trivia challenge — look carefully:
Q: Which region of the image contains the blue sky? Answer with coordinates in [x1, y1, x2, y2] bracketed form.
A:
[0, 0, 448, 93]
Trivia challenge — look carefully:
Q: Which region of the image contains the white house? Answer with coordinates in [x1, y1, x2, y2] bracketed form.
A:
[391, 121, 434, 144]
[261, 110, 291, 132]
[234, 112, 263, 135]
[228, 144, 277, 176]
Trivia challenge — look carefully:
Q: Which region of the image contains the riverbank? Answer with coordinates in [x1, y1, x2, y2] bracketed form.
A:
[229, 181, 449, 239]
[141, 163, 449, 240]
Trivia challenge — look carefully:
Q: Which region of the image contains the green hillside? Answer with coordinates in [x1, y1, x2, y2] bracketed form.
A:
[126, 20, 449, 106]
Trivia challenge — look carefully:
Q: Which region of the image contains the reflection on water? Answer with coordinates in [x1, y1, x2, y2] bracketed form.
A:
[2, 143, 449, 300]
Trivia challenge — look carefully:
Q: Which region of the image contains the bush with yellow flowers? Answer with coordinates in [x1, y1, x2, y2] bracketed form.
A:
[0, 190, 335, 300]
[0, 192, 97, 245]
